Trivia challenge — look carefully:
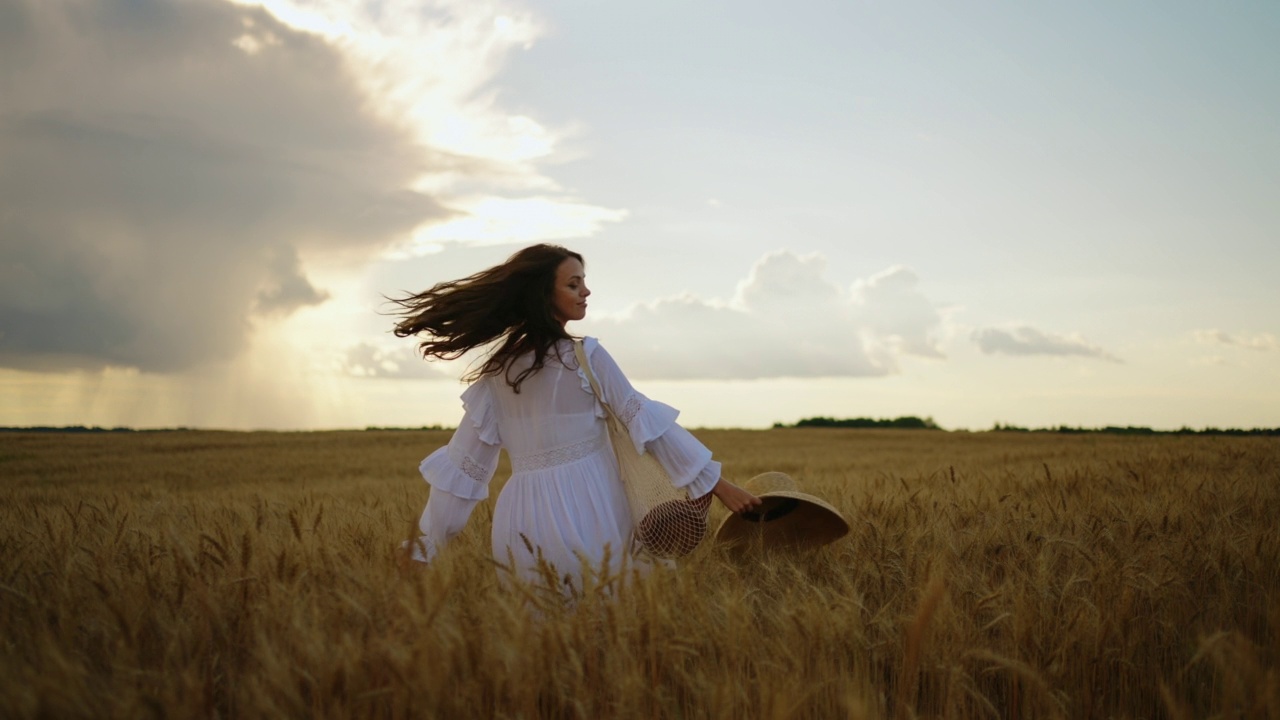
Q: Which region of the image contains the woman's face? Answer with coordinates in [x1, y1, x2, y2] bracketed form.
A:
[551, 257, 589, 326]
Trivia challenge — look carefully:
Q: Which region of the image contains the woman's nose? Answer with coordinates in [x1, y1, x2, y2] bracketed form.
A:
[582, 285, 591, 297]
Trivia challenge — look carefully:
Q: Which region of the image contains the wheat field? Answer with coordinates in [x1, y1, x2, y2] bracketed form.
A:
[1, 428, 1276, 718]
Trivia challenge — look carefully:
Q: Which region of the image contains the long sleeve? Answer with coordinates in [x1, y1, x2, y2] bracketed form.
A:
[582, 339, 720, 499]
[407, 489, 480, 563]
[646, 425, 721, 498]
[406, 379, 502, 563]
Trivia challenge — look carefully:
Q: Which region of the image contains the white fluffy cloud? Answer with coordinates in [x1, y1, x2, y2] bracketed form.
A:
[851, 266, 947, 360]
[588, 250, 945, 380]
[971, 326, 1120, 362]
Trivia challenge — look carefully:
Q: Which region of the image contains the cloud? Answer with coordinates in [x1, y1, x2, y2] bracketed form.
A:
[852, 266, 947, 359]
[1193, 329, 1278, 351]
[226, 0, 547, 165]
[229, 0, 627, 255]
[403, 196, 628, 253]
[0, 0, 616, 374]
[0, 0, 449, 372]
[342, 342, 450, 379]
[256, 245, 331, 315]
[587, 250, 945, 380]
[971, 326, 1120, 362]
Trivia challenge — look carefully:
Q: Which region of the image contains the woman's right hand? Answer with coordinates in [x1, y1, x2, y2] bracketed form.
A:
[711, 479, 762, 514]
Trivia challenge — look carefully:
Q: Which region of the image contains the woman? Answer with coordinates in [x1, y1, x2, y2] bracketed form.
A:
[393, 244, 760, 587]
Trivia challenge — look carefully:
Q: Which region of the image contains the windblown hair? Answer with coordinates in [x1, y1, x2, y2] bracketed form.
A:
[389, 244, 583, 392]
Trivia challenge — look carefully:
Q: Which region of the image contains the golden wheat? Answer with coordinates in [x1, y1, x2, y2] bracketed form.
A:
[0, 429, 1277, 718]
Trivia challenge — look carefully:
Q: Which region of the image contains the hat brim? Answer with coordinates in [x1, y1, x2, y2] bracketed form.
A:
[715, 491, 850, 549]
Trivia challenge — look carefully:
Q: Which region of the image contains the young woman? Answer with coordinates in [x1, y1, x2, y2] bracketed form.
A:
[392, 244, 760, 587]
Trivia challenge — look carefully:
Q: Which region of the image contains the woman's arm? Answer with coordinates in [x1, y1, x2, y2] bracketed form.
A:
[710, 478, 762, 513]
[405, 380, 502, 563]
[584, 340, 760, 512]
[405, 489, 480, 563]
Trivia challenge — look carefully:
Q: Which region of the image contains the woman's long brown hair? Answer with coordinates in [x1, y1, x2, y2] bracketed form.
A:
[389, 244, 584, 392]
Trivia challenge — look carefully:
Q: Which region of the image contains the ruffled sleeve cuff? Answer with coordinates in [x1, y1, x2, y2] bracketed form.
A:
[644, 422, 720, 497]
[682, 460, 720, 498]
[418, 445, 491, 500]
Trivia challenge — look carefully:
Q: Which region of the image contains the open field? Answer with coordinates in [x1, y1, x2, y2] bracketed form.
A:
[1, 429, 1277, 718]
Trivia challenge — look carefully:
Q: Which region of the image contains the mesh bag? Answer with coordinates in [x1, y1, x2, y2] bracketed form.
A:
[574, 340, 711, 558]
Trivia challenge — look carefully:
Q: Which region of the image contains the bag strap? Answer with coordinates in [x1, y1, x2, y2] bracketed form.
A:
[572, 339, 609, 409]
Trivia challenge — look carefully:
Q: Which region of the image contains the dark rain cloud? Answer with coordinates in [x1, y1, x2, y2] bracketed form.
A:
[0, 0, 453, 372]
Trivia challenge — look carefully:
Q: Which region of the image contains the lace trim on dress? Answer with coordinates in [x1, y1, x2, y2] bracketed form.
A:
[458, 454, 490, 483]
[420, 446, 490, 500]
[618, 394, 645, 425]
[510, 433, 606, 473]
[622, 396, 680, 456]
[448, 444, 491, 484]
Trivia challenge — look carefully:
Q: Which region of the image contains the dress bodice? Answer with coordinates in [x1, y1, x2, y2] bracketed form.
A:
[481, 340, 604, 469]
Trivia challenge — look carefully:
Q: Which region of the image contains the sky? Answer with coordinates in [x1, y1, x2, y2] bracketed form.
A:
[1, 0, 1278, 431]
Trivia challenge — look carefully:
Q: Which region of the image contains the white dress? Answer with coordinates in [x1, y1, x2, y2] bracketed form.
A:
[408, 337, 720, 587]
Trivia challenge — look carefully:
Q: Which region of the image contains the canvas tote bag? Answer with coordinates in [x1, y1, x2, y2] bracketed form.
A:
[573, 340, 710, 558]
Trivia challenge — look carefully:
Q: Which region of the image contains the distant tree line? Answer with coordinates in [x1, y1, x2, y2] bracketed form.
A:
[990, 422, 1280, 436]
[768, 418, 1280, 435]
[773, 416, 941, 430]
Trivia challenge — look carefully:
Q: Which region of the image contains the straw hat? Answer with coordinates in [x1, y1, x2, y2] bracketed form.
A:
[715, 472, 849, 549]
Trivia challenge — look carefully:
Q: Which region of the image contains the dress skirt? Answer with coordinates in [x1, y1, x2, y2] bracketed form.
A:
[492, 434, 635, 588]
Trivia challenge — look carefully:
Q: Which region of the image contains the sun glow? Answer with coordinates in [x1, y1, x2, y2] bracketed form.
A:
[397, 196, 628, 255]
[224, 0, 624, 251]
[226, 0, 546, 165]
